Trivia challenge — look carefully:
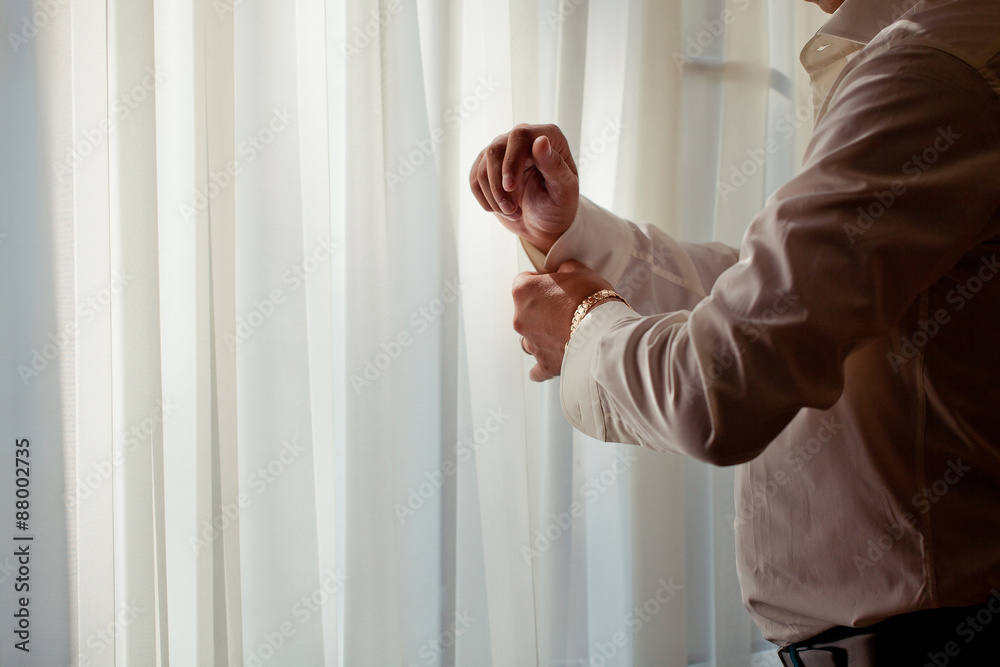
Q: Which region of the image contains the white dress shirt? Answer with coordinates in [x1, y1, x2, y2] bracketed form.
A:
[529, 0, 1000, 645]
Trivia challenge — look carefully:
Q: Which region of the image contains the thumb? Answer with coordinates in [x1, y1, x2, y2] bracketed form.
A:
[532, 136, 577, 202]
[557, 260, 587, 273]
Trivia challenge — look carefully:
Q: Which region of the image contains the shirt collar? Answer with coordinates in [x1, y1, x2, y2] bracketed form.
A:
[818, 0, 922, 45]
[800, 0, 923, 76]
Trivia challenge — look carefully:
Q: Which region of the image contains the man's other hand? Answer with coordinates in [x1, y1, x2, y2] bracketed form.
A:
[470, 124, 579, 253]
[513, 260, 613, 382]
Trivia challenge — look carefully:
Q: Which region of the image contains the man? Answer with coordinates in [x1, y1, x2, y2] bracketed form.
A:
[469, 0, 1000, 664]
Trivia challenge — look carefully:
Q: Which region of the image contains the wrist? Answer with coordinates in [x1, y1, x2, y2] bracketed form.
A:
[532, 230, 565, 255]
[567, 289, 631, 346]
[530, 199, 579, 254]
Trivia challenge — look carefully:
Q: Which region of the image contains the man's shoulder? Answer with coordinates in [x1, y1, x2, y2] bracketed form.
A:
[866, 0, 1000, 81]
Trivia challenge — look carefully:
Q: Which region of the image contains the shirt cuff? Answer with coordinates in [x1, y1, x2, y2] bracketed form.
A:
[560, 299, 646, 445]
[520, 196, 637, 283]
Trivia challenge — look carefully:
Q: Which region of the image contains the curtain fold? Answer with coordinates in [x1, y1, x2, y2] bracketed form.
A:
[70, 0, 115, 665]
[107, 0, 170, 661]
[0, 0, 827, 664]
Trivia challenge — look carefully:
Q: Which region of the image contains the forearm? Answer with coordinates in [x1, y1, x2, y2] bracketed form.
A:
[523, 196, 740, 314]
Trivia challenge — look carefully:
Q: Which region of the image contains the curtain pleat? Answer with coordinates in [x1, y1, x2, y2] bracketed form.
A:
[70, 0, 115, 665]
[198, 0, 245, 662]
[457, 1, 541, 662]
[294, 1, 341, 665]
[342, 0, 403, 662]
[232, 0, 330, 663]
[106, 0, 169, 662]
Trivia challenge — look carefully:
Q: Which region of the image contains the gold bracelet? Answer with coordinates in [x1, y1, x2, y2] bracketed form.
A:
[568, 289, 631, 344]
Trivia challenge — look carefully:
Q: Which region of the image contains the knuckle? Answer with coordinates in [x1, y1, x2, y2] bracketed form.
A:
[487, 142, 505, 160]
[511, 274, 532, 297]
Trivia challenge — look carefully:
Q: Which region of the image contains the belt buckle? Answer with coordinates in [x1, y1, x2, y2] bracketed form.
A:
[779, 645, 848, 667]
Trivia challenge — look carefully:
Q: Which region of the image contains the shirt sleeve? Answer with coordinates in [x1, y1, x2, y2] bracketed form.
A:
[560, 45, 1000, 464]
[522, 196, 740, 315]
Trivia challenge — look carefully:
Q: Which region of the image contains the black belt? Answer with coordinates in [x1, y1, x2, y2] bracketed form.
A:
[777, 591, 1000, 667]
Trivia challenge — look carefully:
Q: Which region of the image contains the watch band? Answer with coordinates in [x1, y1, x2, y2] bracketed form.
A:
[567, 289, 632, 345]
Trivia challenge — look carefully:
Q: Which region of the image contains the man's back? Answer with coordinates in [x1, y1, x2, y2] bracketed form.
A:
[734, 0, 1000, 642]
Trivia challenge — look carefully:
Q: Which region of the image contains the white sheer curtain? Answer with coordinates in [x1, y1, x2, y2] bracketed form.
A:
[0, 0, 824, 665]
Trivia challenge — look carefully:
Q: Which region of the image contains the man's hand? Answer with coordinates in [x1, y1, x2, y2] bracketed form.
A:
[513, 260, 614, 382]
[469, 124, 579, 253]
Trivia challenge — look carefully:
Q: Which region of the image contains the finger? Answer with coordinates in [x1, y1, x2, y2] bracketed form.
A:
[501, 125, 536, 194]
[469, 149, 483, 189]
[505, 178, 527, 221]
[486, 141, 517, 215]
[532, 135, 577, 204]
[477, 160, 505, 217]
[529, 362, 555, 383]
[557, 259, 587, 273]
[521, 336, 536, 356]
[471, 180, 492, 213]
[469, 151, 492, 212]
